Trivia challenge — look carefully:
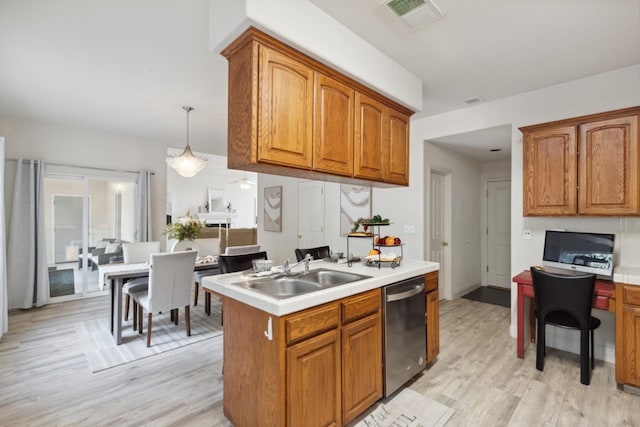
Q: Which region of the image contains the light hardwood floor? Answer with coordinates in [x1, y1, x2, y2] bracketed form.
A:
[0, 296, 637, 426]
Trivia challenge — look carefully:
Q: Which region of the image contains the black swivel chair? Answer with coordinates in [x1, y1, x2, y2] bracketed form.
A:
[219, 251, 268, 274]
[294, 246, 330, 262]
[207, 251, 268, 325]
[530, 267, 601, 385]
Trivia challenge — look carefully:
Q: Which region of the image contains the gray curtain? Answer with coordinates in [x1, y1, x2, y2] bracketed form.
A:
[0, 139, 7, 338]
[7, 159, 49, 309]
[134, 170, 152, 242]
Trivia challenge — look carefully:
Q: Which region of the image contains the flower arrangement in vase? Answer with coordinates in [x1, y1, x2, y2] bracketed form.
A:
[164, 212, 203, 252]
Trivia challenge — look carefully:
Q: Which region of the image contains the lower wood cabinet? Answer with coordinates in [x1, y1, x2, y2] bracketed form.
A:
[425, 271, 440, 364]
[615, 283, 640, 388]
[342, 312, 382, 424]
[287, 329, 341, 427]
[222, 288, 382, 427]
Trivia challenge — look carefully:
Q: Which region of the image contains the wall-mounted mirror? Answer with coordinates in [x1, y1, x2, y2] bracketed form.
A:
[208, 188, 226, 212]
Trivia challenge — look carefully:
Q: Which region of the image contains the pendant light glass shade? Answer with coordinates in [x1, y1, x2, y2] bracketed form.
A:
[166, 106, 207, 178]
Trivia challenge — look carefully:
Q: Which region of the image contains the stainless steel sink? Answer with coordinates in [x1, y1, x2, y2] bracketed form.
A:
[248, 277, 322, 298]
[232, 268, 371, 299]
[296, 269, 370, 287]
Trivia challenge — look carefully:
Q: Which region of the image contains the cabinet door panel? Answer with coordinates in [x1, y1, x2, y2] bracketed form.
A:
[287, 329, 341, 427]
[523, 126, 577, 215]
[426, 289, 440, 364]
[386, 110, 410, 185]
[354, 93, 387, 181]
[579, 115, 639, 215]
[342, 314, 382, 424]
[622, 304, 640, 387]
[314, 72, 354, 176]
[259, 46, 314, 169]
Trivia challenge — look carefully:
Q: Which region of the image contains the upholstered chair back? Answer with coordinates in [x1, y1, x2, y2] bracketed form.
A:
[123, 241, 161, 264]
[147, 251, 197, 313]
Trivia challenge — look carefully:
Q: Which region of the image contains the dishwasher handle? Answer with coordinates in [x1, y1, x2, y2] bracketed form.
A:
[385, 282, 425, 302]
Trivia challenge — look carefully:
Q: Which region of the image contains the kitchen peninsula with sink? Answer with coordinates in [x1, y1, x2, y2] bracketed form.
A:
[202, 259, 439, 427]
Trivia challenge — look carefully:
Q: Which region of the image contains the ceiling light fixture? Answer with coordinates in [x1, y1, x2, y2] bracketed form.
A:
[166, 106, 208, 178]
[384, 0, 445, 30]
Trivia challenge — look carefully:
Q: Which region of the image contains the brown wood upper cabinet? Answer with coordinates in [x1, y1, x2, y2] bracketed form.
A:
[520, 107, 640, 216]
[314, 72, 354, 176]
[222, 26, 413, 186]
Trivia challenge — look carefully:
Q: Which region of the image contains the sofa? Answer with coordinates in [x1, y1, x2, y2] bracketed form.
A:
[197, 227, 258, 255]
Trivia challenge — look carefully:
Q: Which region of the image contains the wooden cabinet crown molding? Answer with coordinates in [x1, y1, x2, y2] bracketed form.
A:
[222, 26, 413, 187]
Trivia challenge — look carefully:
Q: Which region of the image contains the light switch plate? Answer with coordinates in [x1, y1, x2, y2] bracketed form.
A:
[404, 225, 416, 234]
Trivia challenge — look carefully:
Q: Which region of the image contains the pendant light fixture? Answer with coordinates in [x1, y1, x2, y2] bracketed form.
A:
[166, 106, 208, 177]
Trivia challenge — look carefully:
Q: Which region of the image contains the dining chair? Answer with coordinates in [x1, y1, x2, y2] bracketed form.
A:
[126, 251, 198, 347]
[194, 244, 261, 308]
[218, 251, 268, 274]
[294, 246, 330, 262]
[121, 241, 161, 322]
[207, 251, 268, 324]
[530, 267, 601, 385]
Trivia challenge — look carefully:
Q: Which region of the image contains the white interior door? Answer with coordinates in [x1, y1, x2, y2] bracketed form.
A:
[297, 181, 325, 249]
[429, 171, 448, 296]
[486, 180, 511, 288]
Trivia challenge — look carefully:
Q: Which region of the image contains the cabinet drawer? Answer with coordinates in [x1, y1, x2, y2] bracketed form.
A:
[342, 289, 381, 324]
[623, 284, 640, 306]
[425, 271, 438, 293]
[285, 302, 340, 345]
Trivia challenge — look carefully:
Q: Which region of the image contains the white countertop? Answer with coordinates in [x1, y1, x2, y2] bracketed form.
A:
[202, 258, 439, 316]
[613, 265, 640, 286]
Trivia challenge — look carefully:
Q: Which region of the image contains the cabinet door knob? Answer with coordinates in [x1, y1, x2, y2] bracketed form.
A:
[442, 241, 449, 246]
[297, 234, 302, 239]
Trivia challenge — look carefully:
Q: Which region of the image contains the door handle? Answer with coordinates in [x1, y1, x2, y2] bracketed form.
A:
[442, 241, 449, 246]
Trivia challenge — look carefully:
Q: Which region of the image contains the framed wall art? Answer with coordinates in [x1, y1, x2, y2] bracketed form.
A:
[340, 184, 371, 235]
[264, 186, 282, 232]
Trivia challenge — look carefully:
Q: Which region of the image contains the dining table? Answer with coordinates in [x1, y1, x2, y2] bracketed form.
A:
[99, 260, 219, 345]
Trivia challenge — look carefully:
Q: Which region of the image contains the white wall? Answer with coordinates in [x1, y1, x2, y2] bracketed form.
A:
[209, 0, 423, 112]
[423, 142, 483, 299]
[166, 151, 257, 228]
[412, 64, 640, 362]
[1, 115, 169, 247]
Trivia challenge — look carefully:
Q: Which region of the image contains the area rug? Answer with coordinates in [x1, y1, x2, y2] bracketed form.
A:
[462, 286, 510, 308]
[76, 303, 223, 372]
[351, 388, 454, 427]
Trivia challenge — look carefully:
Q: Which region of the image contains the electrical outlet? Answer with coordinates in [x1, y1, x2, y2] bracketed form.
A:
[523, 229, 532, 240]
[404, 225, 416, 234]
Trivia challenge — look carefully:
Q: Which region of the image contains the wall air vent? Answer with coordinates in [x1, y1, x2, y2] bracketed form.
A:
[384, 0, 445, 30]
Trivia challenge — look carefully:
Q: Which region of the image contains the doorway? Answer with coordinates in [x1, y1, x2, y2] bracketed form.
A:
[485, 179, 511, 288]
[297, 181, 325, 249]
[429, 169, 452, 299]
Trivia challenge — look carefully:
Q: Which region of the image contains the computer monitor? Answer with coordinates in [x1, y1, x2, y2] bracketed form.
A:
[542, 230, 615, 278]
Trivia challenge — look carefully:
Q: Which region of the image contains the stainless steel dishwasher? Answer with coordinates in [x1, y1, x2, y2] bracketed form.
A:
[383, 276, 427, 397]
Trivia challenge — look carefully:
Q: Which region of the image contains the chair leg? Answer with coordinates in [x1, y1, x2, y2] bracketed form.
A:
[132, 301, 138, 331]
[138, 305, 143, 334]
[146, 313, 153, 347]
[205, 293, 211, 316]
[170, 309, 174, 323]
[124, 294, 130, 321]
[173, 308, 179, 325]
[536, 320, 545, 372]
[194, 282, 199, 306]
[591, 328, 595, 369]
[580, 329, 590, 385]
[185, 305, 191, 336]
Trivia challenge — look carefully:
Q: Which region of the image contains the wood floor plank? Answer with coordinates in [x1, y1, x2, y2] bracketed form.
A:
[0, 295, 637, 426]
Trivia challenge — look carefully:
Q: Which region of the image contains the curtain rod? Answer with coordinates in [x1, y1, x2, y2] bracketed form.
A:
[4, 158, 155, 175]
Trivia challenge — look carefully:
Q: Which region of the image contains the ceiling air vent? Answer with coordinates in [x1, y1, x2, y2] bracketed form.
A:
[384, 0, 445, 30]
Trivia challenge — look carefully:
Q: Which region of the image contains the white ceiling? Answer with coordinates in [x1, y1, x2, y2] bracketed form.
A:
[0, 0, 638, 161]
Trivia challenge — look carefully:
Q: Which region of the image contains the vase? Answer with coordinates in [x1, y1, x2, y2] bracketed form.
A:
[171, 239, 200, 254]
